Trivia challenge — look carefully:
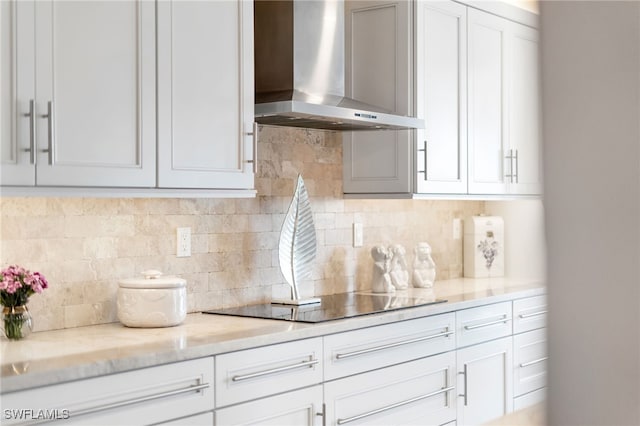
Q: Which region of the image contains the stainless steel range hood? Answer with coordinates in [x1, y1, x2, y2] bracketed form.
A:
[254, 0, 424, 131]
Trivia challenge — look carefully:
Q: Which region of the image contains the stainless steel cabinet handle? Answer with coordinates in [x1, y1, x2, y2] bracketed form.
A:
[245, 122, 258, 174]
[336, 386, 455, 425]
[505, 149, 514, 183]
[463, 316, 510, 330]
[335, 329, 454, 360]
[520, 356, 548, 368]
[231, 358, 319, 382]
[519, 310, 547, 319]
[71, 382, 209, 418]
[458, 364, 468, 406]
[316, 402, 327, 426]
[514, 149, 519, 183]
[39, 101, 54, 165]
[417, 140, 427, 180]
[22, 99, 36, 164]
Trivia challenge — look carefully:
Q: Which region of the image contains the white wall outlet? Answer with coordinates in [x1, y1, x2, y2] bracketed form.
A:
[353, 222, 364, 247]
[176, 227, 191, 257]
[453, 218, 462, 240]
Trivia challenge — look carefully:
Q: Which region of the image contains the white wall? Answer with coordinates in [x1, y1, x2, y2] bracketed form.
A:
[541, 2, 640, 424]
[485, 199, 546, 281]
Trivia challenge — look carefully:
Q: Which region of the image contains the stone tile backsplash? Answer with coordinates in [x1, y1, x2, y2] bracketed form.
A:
[0, 126, 484, 331]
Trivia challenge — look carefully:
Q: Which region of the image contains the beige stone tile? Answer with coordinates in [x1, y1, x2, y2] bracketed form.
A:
[209, 233, 244, 253]
[83, 237, 118, 259]
[247, 214, 273, 233]
[0, 239, 48, 264]
[46, 198, 84, 216]
[82, 199, 120, 215]
[0, 197, 48, 216]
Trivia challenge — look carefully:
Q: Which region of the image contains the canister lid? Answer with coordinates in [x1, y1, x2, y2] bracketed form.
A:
[118, 270, 186, 289]
[464, 215, 504, 234]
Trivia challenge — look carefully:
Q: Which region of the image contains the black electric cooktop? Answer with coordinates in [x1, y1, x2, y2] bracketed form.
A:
[203, 292, 447, 323]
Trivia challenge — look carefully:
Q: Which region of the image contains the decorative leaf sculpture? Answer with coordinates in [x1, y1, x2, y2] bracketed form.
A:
[278, 174, 317, 301]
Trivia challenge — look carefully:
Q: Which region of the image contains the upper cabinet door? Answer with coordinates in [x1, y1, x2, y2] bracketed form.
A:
[343, 0, 413, 195]
[33, 0, 156, 187]
[1, 0, 36, 186]
[157, 0, 255, 190]
[415, 0, 467, 194]
[467, 9, 509, 195]
[508, 22, 542, 195]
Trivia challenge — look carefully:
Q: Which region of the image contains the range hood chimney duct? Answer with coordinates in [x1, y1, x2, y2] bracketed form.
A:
[254, 0, 424, 131]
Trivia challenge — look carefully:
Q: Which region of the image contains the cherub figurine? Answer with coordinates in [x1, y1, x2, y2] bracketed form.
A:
[389, 244, 409, 290]
[413, 242, 436, 288]
[371, 245, 394, 293]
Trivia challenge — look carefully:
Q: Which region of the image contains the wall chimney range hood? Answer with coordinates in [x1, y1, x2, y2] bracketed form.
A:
[254, 0, 424, 131]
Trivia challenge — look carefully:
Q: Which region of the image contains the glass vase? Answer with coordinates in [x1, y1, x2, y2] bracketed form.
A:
[2, 306, 33, 340]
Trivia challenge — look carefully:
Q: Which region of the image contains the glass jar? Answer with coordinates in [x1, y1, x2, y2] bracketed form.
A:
[2, 305, 33, 340]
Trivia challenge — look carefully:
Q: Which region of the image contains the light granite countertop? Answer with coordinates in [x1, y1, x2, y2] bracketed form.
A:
[1, 277, 545, 394]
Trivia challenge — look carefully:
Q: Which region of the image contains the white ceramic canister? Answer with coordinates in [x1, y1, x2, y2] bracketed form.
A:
[117, 270, 187, 327]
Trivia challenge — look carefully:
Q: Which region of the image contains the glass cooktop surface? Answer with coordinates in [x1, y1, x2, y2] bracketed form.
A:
[203, 292, 447, 323]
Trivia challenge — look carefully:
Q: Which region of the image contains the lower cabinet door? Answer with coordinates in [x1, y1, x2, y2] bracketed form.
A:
[456, 336, 513, 425]
[324, 352, 457, 426]
[215, 385, 322, 426]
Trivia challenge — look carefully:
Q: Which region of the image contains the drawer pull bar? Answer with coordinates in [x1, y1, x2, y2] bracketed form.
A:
[335, 329, 455, 360]
[464, 316, 510, 331]
[520, 356, 548, 368]
[231, 358, 319, 382]
[71, 382, 210, 418]
[336, 386, 455, 425]
[519, 310, 547, 319]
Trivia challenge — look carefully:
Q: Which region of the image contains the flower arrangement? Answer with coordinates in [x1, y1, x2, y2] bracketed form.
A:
[0, 265, 48, 340]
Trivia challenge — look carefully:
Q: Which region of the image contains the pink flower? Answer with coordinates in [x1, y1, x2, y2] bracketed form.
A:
[0, 265, 48, 307]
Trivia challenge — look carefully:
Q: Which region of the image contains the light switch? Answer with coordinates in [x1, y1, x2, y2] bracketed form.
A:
[353, 223, 364, 247]
[453, 218, 462, 240]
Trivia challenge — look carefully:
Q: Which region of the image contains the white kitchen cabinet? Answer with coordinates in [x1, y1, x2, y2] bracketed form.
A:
[156, 0, 255, 190]
[456, 336, 514, 425]
[157, 412, 214, 426]
[415, 0, 468, 194]
[1, 357, 214, 425]
[1, 0, 255, 194]
[215, 337, 323, 408]
[513, 328, 547, 398]
[513, 295, 547, 334]
[344, 0, 540, 198]
[507, 21, 542, 195]
[342, 0, 414, 194]
[216, 385, 323, 426]
[1, 0, 156, 187]
[325, 352, 457, 426]
[324, 313, 455, 381]
[467, 8, 542, 195]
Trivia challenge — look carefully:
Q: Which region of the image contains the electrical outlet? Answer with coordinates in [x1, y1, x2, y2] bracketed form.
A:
[176, 227, 191, 257]
[353, 222, 364, 247]
[453, 218, 462, 240]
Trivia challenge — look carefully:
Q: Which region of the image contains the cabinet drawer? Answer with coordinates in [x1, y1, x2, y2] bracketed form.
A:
[1, 357, 214, 425]
[158, 411, 214, 425]
[324, 352, 457, 426]
[513, 387, 546, 411]
[513, 295, 547, 334]
[513, 328, 547, 397]
[215, 337, 323, 407]
[324, 313, 455, 381]
[456, 301, 512, 348]
[216, 385, 322, 426]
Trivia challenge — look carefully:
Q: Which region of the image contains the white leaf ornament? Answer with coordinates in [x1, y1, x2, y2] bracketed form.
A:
[278, 175, 317, 301]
